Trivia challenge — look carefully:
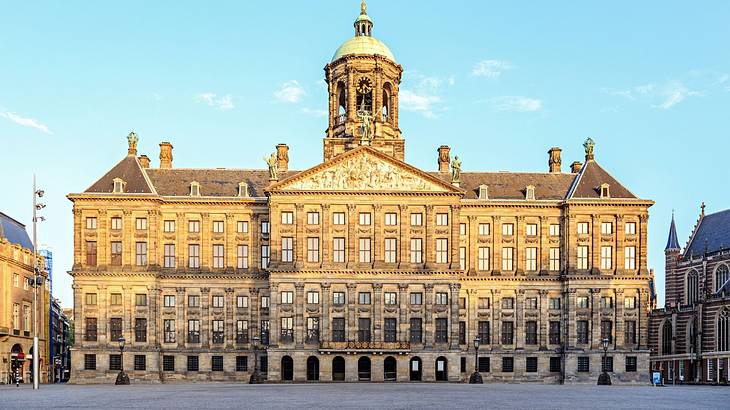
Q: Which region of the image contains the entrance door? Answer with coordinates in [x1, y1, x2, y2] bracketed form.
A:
[281, 356, 293, 381]
[332, 356, 346, 381]
[409, 357, 422, 381]
[306, 356, 319, 381]
[435, 357, 448, 381]
[358, 357, 371, 381]
[384, 356, 397, 381]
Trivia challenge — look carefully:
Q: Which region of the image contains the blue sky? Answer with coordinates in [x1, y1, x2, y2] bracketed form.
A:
[1, 1, 728, 308]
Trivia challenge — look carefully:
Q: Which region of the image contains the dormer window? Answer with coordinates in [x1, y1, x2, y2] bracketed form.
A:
[525, 185, 535, 201]
[113, 178, 126, 193]
[190, 181, 201, 197]
[238, 182, 249, 198]
[599, 183, 610, 199]
[478, 185, 489, 200]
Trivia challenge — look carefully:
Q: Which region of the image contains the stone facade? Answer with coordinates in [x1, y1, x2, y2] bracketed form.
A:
[68, 2, 653, 384]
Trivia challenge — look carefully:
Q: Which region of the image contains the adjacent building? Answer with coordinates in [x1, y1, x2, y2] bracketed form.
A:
[649, 206, 730, 384]
[51, 298, 72, 382]
[68, 2, 653, 384]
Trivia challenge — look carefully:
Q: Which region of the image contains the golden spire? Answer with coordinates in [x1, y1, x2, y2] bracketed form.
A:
[361, 0, 367, 15]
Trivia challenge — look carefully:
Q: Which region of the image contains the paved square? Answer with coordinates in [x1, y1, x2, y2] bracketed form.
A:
[1, 383, 727, 409]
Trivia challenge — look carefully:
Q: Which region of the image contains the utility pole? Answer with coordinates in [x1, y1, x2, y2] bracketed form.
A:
[32, 175, 46, 390]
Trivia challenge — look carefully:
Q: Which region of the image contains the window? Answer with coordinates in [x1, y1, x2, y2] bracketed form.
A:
[163, 319, 175, 343]
[163, 220, 175, 233]
[163, 295, 175, 307]
[409, 318, 423, 343]
[260, 296, 270, 308]
[189, 182, 200, 196]
[84, 354, 96, 370]
[384, 292, 397, 305]
[307, 237, 320, 263]
[459, 321, 466, 344]
[135, 242, 147, 266]
[307, 211, 320, 225]
[601, 320, 613, 343]
[188, 319, 200, 343]
[577, 222, 589, 234]
[86, 241, 97, 266]
[110, 293, 122, 306]
[625, 222, 637, 235]
[359, 238, 371, 263]
[333, 292, 345, 305]
[577, 321, 589, 344]
[237, 245, 249, 269]
[85, 318, 97, 341]
[188, 295, 200, 308]
[478, 357, 490, 373]
[110, 241, 122, 266]
[459, 247, 466, 270]
[436, 238, 448, 263]
[686, 270, 699, 304]
[525, 321, 538, 345]
[85, 293, 97, 306]
[163, 355, 174, 372]
[577, 357, 590, 372]
[549, 357, 561, 373]
[110, 354, 122, 371]
[625, 356, 637, 372]
[237, 221, 249, 233]
[280, 291, 294, 304]
[188, 244, 200, 268]
[459, 223, 467, 235]
[358, 318, 371, 342]
[435, 318, 448, 343]
[478, 247, 490, 271]
[359, 212, 371, 226]
[236, 295, 249, 308]
[12, 273, 19, 288]
[576, 296, 589, 309]
[526, 223, 537, 236]
[23, 277, 29, 291]
[110, 318, 122, 341]
[211, 356, 224, 372]
[577, 246, 589, 270]
[716, 265, 730, 292]
[525, 297, 538, 310]
[332, 318, 346, 342]
[549, 224, 560, 236]
[525, 247, 537, 271]
[549, 321, 561, 344]
[187, 356, 199, 371]
[164, 244, 175, 268]
[501, 321, 514, 344]
[502, 247, 514, 271]
[624, 246, 636, 270]
[135, 293, 147, 306]
[479, 223, 490, 236]
[384, 318, 397, 342]
[135, 217, 147, 231]
[526, 357, 538, 373]
[502, 357, 514, 373]
[549, 297, 561, 310]
[478, 297, 491, 309]
[436, 213, 448, 226]
[188, 220, 200, 233]
[625, 320, 637, 345]
[212, 220, 224, 233]
[22, 305, 30, 331]
[261, 221, 270, 235]
[549, 248, 560, 271]
[384, 238, 397, 263]
[601, 222, 613, 235]
[236, 356, 248, 372]
[478, 184, 489, 200]
[600, 246, 612, 269]
[602, 356, 614, 373]
[278, 236, 294, 263]
[212, 320, 224, 344]
[600, 184, 610, 198]
[212, 244, 225, 268]
[435, 292, 448, 305]
[281, 211, 293, 225]
[307, 291, 319, 304]
[359, 292, 371, 305]
[384, 213, 397, 226]
[600, 296, 613, 309]
[410, 238, 423, 263]
[307, 317, 320, 342]
[261, 245, 270, 268]
[333, 237, 346, 263]
[333, 212, 345, 225]
[135, 318, 147, 342]
[410, 213, 423, 226]
[502, 297, 514, 310]
[410, 292, 423, 305]
[478, 321, 490, 344]
[86, 217, 97, 230]
[212, 295, 224, 308]
[236, 320, 249, 343]
[111, 217, 122, 230]
[502, 223, 514, 236]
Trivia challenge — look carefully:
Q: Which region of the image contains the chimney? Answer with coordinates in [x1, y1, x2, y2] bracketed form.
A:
[548, 147, 562, 173]
[159, 142, 173, 169]
[437, 145, 451, 173]
[276, 144, 289, 173]
[570, 161, 583, 173]
[138, 155, 150, 168]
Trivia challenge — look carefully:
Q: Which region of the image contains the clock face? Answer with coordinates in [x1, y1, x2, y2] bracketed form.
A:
[357, 77, 373, 93]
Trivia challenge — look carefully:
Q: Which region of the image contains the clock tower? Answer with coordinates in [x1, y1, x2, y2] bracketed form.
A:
[323, 1, 404, 162]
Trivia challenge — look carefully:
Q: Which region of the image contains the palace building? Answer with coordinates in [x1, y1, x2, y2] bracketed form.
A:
[68, 2, 654, 384]
[649, 206, 730, 384]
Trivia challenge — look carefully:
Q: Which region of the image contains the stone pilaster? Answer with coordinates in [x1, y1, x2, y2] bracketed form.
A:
[295, 282, 305, 348]
[321, 283, 331, 342]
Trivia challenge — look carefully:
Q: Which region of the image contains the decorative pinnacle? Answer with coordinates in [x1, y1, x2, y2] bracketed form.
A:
[127, 131, 138, 156]
[583, 137, 595, 161]
[361, 0, 367, 15]
[701, 202, 706, 217]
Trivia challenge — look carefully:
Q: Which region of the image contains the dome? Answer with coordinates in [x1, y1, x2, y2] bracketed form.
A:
[331, 36, 396, 63]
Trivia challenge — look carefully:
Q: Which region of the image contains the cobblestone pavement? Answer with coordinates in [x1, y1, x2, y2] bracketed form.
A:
[1, 382, 727, 409]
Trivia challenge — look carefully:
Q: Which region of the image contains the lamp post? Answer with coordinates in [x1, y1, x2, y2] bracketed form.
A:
[597, 337, 611, 385]
[31, 176, 45, 390]
[249, 336, 262, 384]
[115, 337, 129, 385]
[469, 337, 483, 384]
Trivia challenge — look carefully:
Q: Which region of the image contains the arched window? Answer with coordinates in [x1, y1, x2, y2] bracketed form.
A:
[661, 320, 672, 355]
[718, 309, 730, 352]
[337, 83, 347, 118]
[715, 264, 729, 292]
[688, 316, 698, 353]
[686, 270, 699, 305]
[382, 83, 392, 122]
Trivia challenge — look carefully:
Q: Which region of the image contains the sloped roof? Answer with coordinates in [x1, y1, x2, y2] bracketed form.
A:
[684, 209, 730, 257]
[568, 160, 636, 199]
[431, 172, 576, 200]
[85, 156, 154, 194]
[666, 213, 681, 251]
[146, 169, 297, 197]
[0, 212, 33, 250]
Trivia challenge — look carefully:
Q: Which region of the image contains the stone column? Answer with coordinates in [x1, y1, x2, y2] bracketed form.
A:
[123, 210, 133, 266]
[467, 289, 478, 346]
[590, 288, 601, 349]
[347, 283, 357, 341]
[468, 216, 477, 275]
[226, 213, 236, 270]
[150, 286, 160, 346]
[425, 205, 434, 268]
[201, 213, 211, 270]
[149, 210, 159, 267]
[201, 287, 210, 348]
[295, 204, 304, 267]
[639, 214, 649, 274]
[321, 283, 331, 342]
[398, 205, 407, 269]
[398, 284, 408, 341]
[424, 284, 434, 346]
[516, 216, 525, 275]
[321, 205, 330, 268]
[225, 287, 235, 348]
[449, 283, 461, 349]
[72, 208, 83, 266]
[295, 282, 305, 348]
[347, 205, 357, 267]
[638, 289, 649, 349]
[540, 216, 549, 274]
[614, 288, 624, 348]
[177, 287, 186, 348]
[373, 283, 383, 342]
[615, 215, 625, 275]
[565, 214, 575, 273]
[449, 205, 461, 270]
[516, 289, 525, 349]
[566, 289, 576, 349]
[250, 287, 260, 341]
[591, 215, 601, 274]
[373, 205, 382, 267]
[269, 284, 279, 346]
[493, 289, 501, 346]
[493, 217, 502, 275]
[539, 290, 549, 349]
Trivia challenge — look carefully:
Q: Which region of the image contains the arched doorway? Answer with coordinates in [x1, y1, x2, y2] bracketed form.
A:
[281, 356, 293, 381]
[409, 357, 422, 381]
[306, 356, 319, 381]
[435, 356, 448, 381]
[358, 356, 371, 381]
[10, 344, 24, 384]
[332, 356, 346, 381]
[384, 356, 397, 381]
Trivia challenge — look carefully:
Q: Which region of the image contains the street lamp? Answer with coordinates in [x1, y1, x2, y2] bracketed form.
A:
[597, 337, 611, 385]
[31, 176, 45, 390]
[469, 337, 483, 384]
[115, 337, 129, 385]
[249, 335, 262, 384]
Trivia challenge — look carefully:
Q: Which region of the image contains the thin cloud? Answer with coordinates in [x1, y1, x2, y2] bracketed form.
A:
[196, 92, 234, 110]
[486, 96, 543, 112]
[398, 71, 451, 118]
[0, 110, 53, 134]
[274, 80, 306, 103]
[301, 107, 327, 117]
[655, 82, 700, 110]
[603, 81, 699, 110]
[472, 60, 513, 78]
[399, 90, 443, 118]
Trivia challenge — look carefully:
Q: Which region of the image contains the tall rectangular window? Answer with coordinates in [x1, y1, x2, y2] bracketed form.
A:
[478, 247, 490, 271]
[549, 321, 561, 344]
[85, 317, 97, 341]
[236, 356, 248, 372]
[625, 320, 637, 345]
[187, 295, 200, 308]
[601, 320, 613, 343]
[436, 238, 448, 264]
[187, 356, 199, 371]
[211, 356, 224, 372]
[478, 321, 490, 344]
[236, 320, 249, 343]
[410, 292, 423, 305]
[624, 246, 636, 270]
[436, 213, 449, 226]
[333, 238, 346, 263]
[135, 242, 147, 266]
[359, 212, 371, 226]
[459, 321, 466, 344]
[188, 244, 200, 268]
[525, 247, 537, 271]
[601, 246, 613, 269]
[576, 296, 589, 308]
[135, 217, 147, 230]
[332, 292, 345, 305]
[410, 238, 423, 263]
[110, 318, 122, 341]
[501, 297, 514, 309]
[624, 296, 636, 309]
[212, 320, 224, 344]
[307, 291, 320, 304]
[459, 223, 467, 235]
[625, 222, 637, 235]
[281, 237, 293, 262]
[135, 294, 147, 306]
[237, 295, 249, 308]
[164, 244, 176, 268]
[307, 237, 320, 263]
[359, 238, 371, 263]
[577, 222, 589, 234]
[502, 357, 514, 373]
[135, 318, 147, 342]
[307, 211, 320, 225]
[280, 291, 294, 304]
[260, 221, 270, 234]
[84, 354, 97, 370]
[577, 320, 589, 344]
[577, 246, 589, 270]
[333, 212, 346, 225]
[188, 220, 200, 233]
[261, 245, 270, 268]
[111, 217, 122, 230]
[384, 318, 397, 342]
[625, 356, 637, 372]
[502, 223, 514, 236]
[86, 241, 97, 266]
[525, 223, 537, 236]
[549, 297, 561, 310]
[110, 293, 122, 306]
[410, 213, 423, 226]
[110, 354, 122, 371]
[577, 357, 590, 372]
[384, 238, 397, 263]
[549, 248, 560, 271]
[212, 295, 224, 308]
[435, 318, 448, 343]
[110, 241, 122, 266]
[459, 246, 466, 270]
[163, 319, 175, 343]
[358, 292, 371, 305]
[163, 295, 175, 307]
[502, 247, 514, 271]
[409, 318, 422, 343]
[549, 224, 560, 236]
[501, 321, 514, 345]
[237, 244, 249, 269]
[525, 321, 538, 345]
[307, 317, 320, 342]
[358, 318, 371, 342]
[601, 222, 613, 235]
[526, 357, 538, 373]
[162, 355, 174, 372]
[163, 220, 176, 233]
[212, 244, 224, 268]
[479, 223, 490, 236]
[237, 221, 249, 233]
[281, 211, 293, 225]
[384, 292, 397, 305]
[384, 213, 397, 226]
[332, 318, 345, 342]
[435, 292, 448, 305]
[188, 319, 200, 343]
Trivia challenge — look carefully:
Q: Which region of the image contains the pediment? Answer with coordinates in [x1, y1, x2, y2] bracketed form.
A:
[269, 147, 460, 194]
